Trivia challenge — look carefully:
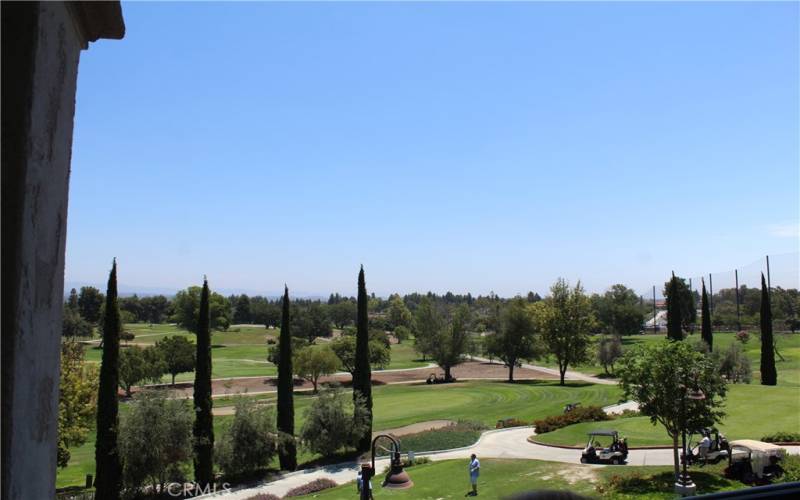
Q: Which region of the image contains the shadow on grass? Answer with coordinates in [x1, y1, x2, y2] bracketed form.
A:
[485, 379, 596, 388]
[298, 450, 362, 470]
[604, 469, 735, 496]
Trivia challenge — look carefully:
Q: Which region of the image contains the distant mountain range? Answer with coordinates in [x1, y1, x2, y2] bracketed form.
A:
[63, 282, 326, 300]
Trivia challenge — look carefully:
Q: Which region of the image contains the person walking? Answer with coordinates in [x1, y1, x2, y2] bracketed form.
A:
[468, 453, 480, 496]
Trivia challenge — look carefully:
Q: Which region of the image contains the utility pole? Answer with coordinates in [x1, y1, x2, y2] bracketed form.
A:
[708, 274, 713, 314]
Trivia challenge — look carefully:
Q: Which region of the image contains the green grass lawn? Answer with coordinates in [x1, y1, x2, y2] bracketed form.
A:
[296, 458, 743, 499]
[539, 332, 800, 388]
[81, 324, 427, 383]
[57, 380, 621, 489]
[534, 383, 800, 447]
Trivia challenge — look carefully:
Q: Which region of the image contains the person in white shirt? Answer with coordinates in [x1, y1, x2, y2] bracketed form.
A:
[698, 434, 712, 465]
[468, 454, 480, 496]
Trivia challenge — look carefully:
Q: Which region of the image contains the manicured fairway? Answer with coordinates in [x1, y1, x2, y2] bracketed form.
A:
[80, 324, 428, 382]
[540, 332, 800, 387]
[296, 458, 742, 499]
[534, 383, 800, 447]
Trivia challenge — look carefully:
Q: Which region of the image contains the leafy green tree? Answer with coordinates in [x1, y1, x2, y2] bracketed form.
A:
[58, 341, 99, 467]
[701, 279, 713, 351]
[412, 296, 442, 361]
[330, 335, 390, 375]
[155, 335, 196, 385]
[215, 397, 280, 478]
[172, 285, 231, 332]
[393, 325, 411, 344]
[118, 391, 193, 494]
[330, 300, 356, 328]
[119, 295, 143, 323]
[596, 335, 623, 375]
[277, 286, 297, 470]
[294, 345, 340, 393]
[484, 298, 541, 382]
[592, 284, 644, 336]
[251, 297, 281, 328]
[293, 303, 332, 343]
[67, 287, 79, 312]
[139, 295, 170, 324]
[300, 387, 370, 457]
[118, 346, 166, 397]
[95, 260, 122, 499]
[353, 266, 372, 452]
[533, 279, 594, 385]
[233, 294, 252, 324]
[193, 279, 214, 488]
[617, 340, 727, 480]
[62, 307, 93, 337]
[427, 305, 473, 381]
[387, 294, 413, 330]
[714, 343, 751, 383]
[760, 274, 777, 385]
[664, 273, 696, 337]
[79, 286, 105, 324]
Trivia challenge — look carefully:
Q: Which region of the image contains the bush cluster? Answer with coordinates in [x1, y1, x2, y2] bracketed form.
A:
[245, 494, 280, 500]
[761, 431, 800, 443]
[775, 454, 800, 483]
[533, 405, 610, 434]
[215, 398, 280, 479]
[285, 478, 337, 497]
[496, 417, 529, 428]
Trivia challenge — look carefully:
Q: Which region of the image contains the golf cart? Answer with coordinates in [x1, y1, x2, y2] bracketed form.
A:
[580, 430, 628, 465]
[725, 439, 785, 484]
[681, 427, 730, 466]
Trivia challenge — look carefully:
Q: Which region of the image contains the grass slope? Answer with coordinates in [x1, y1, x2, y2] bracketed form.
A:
[296, 458, 742, 499]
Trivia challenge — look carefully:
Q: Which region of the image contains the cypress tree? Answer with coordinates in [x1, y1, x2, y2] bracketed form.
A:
[277, 285, 297, 470]
[760, 273, 777, 385]
[94, 259, 122, 499]
[666, 272, 683, 341]
[193, 278, 214, 487]
[354, 266, 372, 451]
[701, 279, 712, 351]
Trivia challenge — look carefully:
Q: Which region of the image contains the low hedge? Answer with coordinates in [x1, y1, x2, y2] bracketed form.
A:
[533, 405, 610, 434]
[285, 478, 337, 497]
[761, 431, 800, 443]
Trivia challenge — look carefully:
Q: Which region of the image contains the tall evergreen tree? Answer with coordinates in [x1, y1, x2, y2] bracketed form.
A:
[67, 287, 79, 312]
[666, 272, 683, 341]
[701, 279, 713, 351]
[277, 285, 297, 470]
[94, 260, 122, 499]
[353, 266, 373, 451]
[193, 278, 214, 487]
[760, 273, 777, 385]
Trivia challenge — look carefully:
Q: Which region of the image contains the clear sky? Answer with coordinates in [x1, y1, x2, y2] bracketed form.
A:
[66, 1, 799, 298]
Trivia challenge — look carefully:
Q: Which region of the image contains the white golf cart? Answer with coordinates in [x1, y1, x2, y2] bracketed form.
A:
[681, 427, 730, 466]
[580, 430, 628, 465]
[725, 439, 786, 484]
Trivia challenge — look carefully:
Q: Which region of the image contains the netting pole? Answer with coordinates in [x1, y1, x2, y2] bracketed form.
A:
[766, 255, 772, 295]
[735, 269, 741, 332]
[709, 273, 714, 314]
[689, 278, 694, 332]
[652, 285, 657, 333]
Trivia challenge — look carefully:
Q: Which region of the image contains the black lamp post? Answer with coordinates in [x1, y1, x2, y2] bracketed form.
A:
[675, 376, 706, 497]
[360, 434, 413, 500]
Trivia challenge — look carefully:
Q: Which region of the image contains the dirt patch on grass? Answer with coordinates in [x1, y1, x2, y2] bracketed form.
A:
[156, 361, 557, 398]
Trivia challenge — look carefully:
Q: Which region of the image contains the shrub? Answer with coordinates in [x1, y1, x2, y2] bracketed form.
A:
[761, 431, 800, 443]
[245, 494, 280, 500]
[735, 330, 750, 344]
[401, 456, 431, 467]
[120, 330, 135, 342]
[496, 417, 529, 428]
[215, 398, 280, 478]
[398, 421, 488, 453]
[714, 342, 751, 383]
[616, 409, 641, 419]
[533, 405, 610, 434]
[597, 335, 623, 374]
[300, 387, 369, 457]
[118, 391, 193, 494]
[775, 454, 800, 483]
[285, 478, 337, 497]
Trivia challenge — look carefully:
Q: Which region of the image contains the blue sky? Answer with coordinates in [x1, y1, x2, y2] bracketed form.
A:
[67, 1, 799, 298]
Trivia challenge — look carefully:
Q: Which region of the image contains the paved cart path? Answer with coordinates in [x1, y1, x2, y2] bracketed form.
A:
[200, 423, 800, 499]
